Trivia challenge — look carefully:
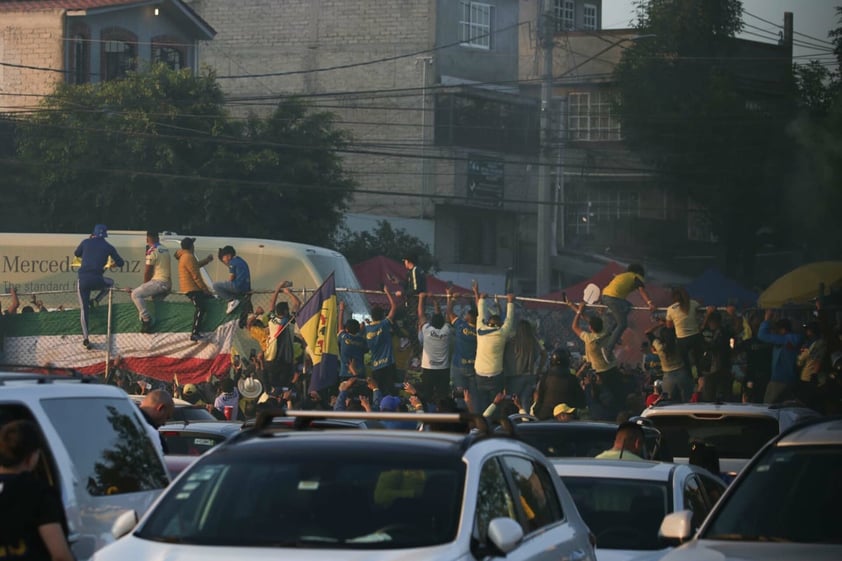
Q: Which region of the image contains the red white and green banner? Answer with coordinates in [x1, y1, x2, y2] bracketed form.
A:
[0, 301, 250, 385]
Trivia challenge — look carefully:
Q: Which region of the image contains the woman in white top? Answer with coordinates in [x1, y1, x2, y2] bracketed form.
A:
[665, 287, 704, 378]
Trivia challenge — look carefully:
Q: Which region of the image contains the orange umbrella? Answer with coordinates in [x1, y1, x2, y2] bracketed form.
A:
[758, 261, 842, 308]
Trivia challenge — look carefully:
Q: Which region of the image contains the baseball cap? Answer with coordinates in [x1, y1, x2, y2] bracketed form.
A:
[553, 403, 576, 417]
[379, 395, 402, 412]
[182, 383, 198, 396]
[181, 237, 196, 250]
[92, 224, 108, 238]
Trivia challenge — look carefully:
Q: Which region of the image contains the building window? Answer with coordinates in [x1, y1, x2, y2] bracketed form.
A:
[460, 1, 493, 49]
[70, 33, 90, 84]
[554, 0, 575, 32]
[152, 38, 187, 71]
[101, 28, 137, 81]
[583, 3, 597, 30]
[568, 91, 621, 141]
[435, 93, 539, 155]
[566, 185, 640, 236]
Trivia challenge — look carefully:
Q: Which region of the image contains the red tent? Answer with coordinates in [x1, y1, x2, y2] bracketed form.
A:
[351, 256, 471, 308]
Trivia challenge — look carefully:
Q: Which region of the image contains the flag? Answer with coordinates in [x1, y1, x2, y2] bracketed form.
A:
[297, 273, 340, 392]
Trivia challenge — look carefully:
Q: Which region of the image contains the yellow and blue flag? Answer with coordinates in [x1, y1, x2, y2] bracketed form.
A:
[298, 273, 340, 392]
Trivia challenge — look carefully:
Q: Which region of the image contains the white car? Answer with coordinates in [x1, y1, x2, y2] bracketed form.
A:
[0, 372, 169, 560]
[93, 410, 597, 561]
[640, 402, 819, 477]
[553, 459, 726, 561]
[659, 417, 842, 561]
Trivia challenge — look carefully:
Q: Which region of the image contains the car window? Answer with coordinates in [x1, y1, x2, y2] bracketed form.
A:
[501, 455, 563, 534]
[474, 457, 517, 543]
[683, 475, 709, 530]
[171, 406, 216, 422]
[40, 397, 169, 495]
[563, 476, 669, 550]
[703, 445, 842, 543]
[648, 415, 778, 459]
[137, 452, 465, 548]
[697, 472, 726, 507]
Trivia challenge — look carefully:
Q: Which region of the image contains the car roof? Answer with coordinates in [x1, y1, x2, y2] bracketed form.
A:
[641, 402, 814, 418]
[0, 375, 131, 399]
[551, 458, 681, 481]
[214, 428, 472, 461]
[776, 417, 842, 447]
[512, 420, 619, 432]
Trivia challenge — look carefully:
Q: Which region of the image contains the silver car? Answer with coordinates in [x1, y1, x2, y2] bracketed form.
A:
[94, 410, 597, 561]
[0, 373, 169, 560]
[553, 459, 726, 561]
[659, 417, 842, 561]
[640, 402, 819, 477]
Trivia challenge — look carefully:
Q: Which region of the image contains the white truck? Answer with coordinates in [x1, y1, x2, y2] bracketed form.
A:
[0, 230, 369, 317]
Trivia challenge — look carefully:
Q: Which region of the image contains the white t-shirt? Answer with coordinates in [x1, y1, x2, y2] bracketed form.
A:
[419, 323, 453, 370]
[666, 300, 701, 338]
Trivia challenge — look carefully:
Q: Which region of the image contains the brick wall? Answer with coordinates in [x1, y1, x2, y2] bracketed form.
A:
[0, 12, 65, 113]
[186, 0, 437, 217]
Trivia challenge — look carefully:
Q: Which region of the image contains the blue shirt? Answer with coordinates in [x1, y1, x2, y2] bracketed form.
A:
[74, 237, 125, 280]
[757, 321, 803, 384]
[365, 318, 394, 370]
[339, 331, 367, 378]
[228, 256, 251, 293]
[451, 318, 477, 367]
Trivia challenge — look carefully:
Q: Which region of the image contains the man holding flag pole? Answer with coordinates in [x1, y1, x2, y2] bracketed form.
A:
[297, 273, 341, 395]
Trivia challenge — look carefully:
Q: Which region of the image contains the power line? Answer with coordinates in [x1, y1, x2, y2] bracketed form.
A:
[213, 20, 528, 80]
[743, 9, 836, 48]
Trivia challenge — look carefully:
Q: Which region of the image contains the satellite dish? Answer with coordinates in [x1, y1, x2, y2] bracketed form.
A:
[583, 283, 601, 305]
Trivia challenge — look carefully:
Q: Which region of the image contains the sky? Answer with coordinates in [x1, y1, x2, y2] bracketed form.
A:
[602, 0, 839, 64]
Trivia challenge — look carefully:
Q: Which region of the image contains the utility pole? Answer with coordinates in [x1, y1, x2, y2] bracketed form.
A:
[416, 55, 433, 219]
[535, 0, 554, 296]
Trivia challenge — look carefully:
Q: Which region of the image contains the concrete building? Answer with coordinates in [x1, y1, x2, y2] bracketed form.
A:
[0, 0, 215, 113]
[518, 0, 795, 287]
[183, 0, 538, 291]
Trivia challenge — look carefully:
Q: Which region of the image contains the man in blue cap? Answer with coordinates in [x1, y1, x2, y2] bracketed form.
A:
[75, 224, 124, 349]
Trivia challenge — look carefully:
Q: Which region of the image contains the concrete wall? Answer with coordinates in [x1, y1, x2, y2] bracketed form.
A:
[0, 11, 64, 113]
[184, 0, 437, 218]
[435, 0, 520, 84]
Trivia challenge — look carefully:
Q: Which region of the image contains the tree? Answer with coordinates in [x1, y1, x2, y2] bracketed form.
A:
[787, 8, 842, 258]
[333, 220, 436, 270]
[614, 0, 797, 281]
[15, 65, 354, 247]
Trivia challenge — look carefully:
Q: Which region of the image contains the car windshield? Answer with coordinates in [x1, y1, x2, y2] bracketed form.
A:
[517, 425, 663, 460]
[517, 426, 615, 458]
[562, 476, 670, 550]
[136, 451, 465, 548]
[647, 415, 778, 458]
[171, 406, 216, 422]
[703, 445, 842, 544]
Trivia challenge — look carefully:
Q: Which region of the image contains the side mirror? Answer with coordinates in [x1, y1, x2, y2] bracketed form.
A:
[487, 517, 524, 554]
[111, 509, 139, 540]
[658, 510, 693, 542]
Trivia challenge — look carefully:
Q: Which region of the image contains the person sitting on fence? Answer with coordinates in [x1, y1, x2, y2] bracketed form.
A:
[130, 231, 172, 334]
[175, 237, 214, 342]
[213, 245, 252, 315]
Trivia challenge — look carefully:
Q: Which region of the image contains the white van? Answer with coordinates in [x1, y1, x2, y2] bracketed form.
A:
[0, 230, 368, 317]
[0, 373, 169, 560]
